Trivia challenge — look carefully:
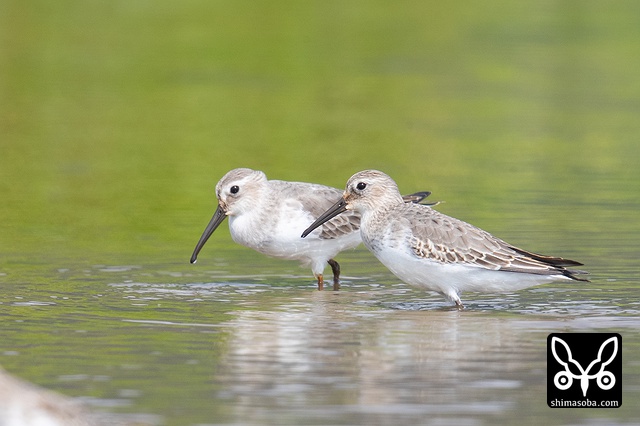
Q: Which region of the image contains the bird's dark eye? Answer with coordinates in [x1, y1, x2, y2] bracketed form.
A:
[356, 182, 367, 191]
[230, 185, 240, 194]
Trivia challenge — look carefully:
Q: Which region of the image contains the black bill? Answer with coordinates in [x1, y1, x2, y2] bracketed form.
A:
[190, 205, 227, 264]
[301, 198, 348, 238]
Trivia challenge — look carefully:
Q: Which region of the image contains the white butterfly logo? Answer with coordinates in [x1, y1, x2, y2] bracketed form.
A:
[551, 336, 618, 397]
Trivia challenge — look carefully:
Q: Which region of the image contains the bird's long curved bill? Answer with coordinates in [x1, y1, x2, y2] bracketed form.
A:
[190, 205, 227, 264]
[301, 198, 348, 238]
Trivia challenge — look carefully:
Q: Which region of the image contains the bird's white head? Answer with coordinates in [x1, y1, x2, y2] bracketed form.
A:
[342, 170, 404, 214]
[190, 168, 268, 264]
[215, 168, 268, 216]
[301, 170, 404, 239]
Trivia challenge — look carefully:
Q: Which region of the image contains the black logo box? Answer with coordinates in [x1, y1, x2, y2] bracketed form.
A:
[547, 333, 622, 408]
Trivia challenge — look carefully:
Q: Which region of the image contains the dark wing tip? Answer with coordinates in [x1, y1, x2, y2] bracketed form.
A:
[402, 191, 431, 204]
[562, 268, 590, 282]
[508, 246, 589, 281]
[510, 247, 584, 267]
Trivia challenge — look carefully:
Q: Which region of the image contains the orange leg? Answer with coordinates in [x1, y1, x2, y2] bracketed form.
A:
[316, 274, 324, 291]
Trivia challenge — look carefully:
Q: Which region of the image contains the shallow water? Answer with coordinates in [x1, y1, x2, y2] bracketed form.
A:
[1, 0, 640, 425]
[2, 247, 639, 425]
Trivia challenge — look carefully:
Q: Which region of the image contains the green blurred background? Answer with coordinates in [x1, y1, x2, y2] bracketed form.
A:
[2, 0, 639, 271]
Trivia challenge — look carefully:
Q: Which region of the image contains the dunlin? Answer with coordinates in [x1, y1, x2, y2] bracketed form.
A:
[190, 168, 432, 290]
[302, 170, 588, 307]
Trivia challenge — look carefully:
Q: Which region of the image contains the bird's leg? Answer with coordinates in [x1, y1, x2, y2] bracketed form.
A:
[328, 259, 340, 291]
[444, 290, 465, 310]
[316, 274, 324, 291]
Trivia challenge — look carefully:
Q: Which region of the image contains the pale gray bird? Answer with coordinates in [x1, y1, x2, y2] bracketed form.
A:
[302, 169, 588, 307]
